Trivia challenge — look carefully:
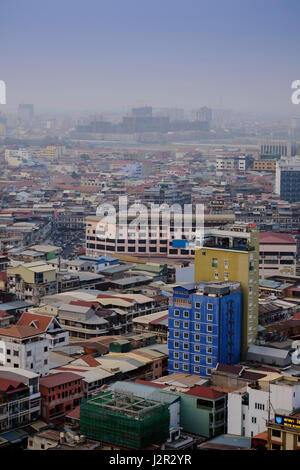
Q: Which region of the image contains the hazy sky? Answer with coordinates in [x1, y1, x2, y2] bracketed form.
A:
[1, 0, 300, 115]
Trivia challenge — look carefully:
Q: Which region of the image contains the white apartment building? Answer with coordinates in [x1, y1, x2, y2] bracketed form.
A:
[17, 312, 69, 349]
[0, 325, 50, 376]
[5, 148, 32, 167]
[228, 375, 300, 438]
[216, 156, 246, 172]
[0, 367, 41, 432]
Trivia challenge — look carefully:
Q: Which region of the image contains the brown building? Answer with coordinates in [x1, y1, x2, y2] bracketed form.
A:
[39, 372, 83, 424]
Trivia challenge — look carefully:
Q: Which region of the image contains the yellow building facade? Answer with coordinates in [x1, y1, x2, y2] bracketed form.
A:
[195, 225, 259, 358]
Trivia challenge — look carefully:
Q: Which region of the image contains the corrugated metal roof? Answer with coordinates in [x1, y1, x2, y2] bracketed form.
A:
[247, 345, 290, 358]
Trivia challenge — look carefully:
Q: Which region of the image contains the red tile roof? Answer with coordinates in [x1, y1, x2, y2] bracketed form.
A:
[150, 314, 168, 325]
[0, 377, 28, 393]
[185, 386, 225, 400]
[39, 372, 83, 388]
[260, 232, 296, 244]
[81, 355, 100, 367]
[0, 325, 44, 339]
[69, 300, 99, 309]
[215, 363, 267, 381]
[17, 312, 53, 332]
[65, 405, 81, 420]
[134, 379, 166, 388]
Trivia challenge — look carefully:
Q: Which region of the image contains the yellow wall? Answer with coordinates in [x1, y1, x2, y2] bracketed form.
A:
[194, 230, 259, 358]
[8, 265, 35, 283]
[7, 265, 56, 284]
[253, 161, 276, 171]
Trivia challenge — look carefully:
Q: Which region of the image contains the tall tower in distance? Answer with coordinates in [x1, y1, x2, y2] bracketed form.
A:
[18, 104, 34, 122]
[194, 223, 259, 359]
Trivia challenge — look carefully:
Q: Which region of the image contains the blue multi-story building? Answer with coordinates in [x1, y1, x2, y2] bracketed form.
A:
[168, 281, 242, 378]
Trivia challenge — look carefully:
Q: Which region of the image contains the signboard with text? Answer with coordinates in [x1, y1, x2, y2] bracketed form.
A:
[275, 414, 300, 430]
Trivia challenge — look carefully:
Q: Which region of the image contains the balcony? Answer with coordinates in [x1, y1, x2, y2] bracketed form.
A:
[47, 392, 83, 407]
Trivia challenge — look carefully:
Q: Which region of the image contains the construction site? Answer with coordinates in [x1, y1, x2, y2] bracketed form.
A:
[80, 390, 170, 449]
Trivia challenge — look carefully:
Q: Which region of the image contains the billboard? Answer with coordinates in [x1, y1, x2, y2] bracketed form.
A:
[275, 414, 300, 430]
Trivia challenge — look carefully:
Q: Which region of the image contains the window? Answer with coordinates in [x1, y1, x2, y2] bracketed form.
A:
[183, 364, 189, 371]
[272, 429, 281, 437]
[183, 311, 189, 318]
[195, 323, 200, 330]
[206, 368, 212, 375]
[251, 417, 257, 423]
[174, 341, 179, 348]
[174, 362, 179, 370]
[13, 351, 19, 357]
[174, 352, 179, 359]
[174, 309, 180, 316]
[224, 272, 229, 281]
[183, 343, 189, 350]
[195, 334, 200, 341]
[194, 345, 200, 352]
[183, 353, 189, 361]
[183, 321, 189, 329]
[195, 302, 201, 308]
[195, 312, 200, 320]
[207, 336, 212, 343]
[206, 357, 212, 365]
[207, 314, 213, 322]
[206, 347, 212, 354]
[194, 355, 200, 362]
[183, 332, 189, 339]
[214, 271, 219, 280]
[194, 366, 200, 373]
[27, 351, 32, 357]
[174, 331, 179, 338]
[212, 258, 218, 267]
[174, 320, 180, 327]
[197, 398, 213, 409]
[224, 260, 229, 269]
[207, 304, 213, 311]
[207, 325, 213, 333]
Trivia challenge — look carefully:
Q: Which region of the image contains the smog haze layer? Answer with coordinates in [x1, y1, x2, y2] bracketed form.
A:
[1, 0, 300, 116]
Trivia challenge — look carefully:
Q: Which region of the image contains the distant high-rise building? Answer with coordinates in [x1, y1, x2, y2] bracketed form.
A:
[168, 281, 242, 378]
[0, 114, 6, 138]
[196, 106, 212, 123]
[275, 159, 300, 202]
[157, 108, 185, 121]
[18, 104, 34, 122]
[260, 141, 291, 157]
[131, 106, 152, 118]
